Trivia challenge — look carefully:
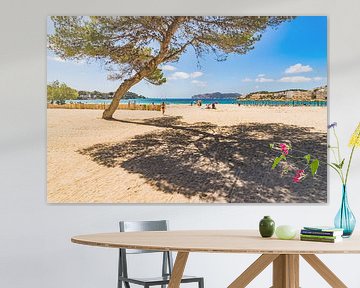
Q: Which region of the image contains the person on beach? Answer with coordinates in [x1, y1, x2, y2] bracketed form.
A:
[161, 102, 166, 115]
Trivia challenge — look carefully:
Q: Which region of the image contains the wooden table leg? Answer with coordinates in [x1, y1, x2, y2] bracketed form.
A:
[272, 254, 299, 288]
[301, 254, 347, 288]
[168, 252, 189, 288]
[228, 254, 279, 288]
[288, 254, 299, 288]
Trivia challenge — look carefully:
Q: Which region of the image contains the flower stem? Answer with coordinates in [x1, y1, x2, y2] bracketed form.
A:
[330, 147, 339, 164]
[345, 145, 357, 185]
[344, 129, 360, 185]
[333, 127, 342, 162]
[328, 163, 344, 182]
[332, 127, 345, 183]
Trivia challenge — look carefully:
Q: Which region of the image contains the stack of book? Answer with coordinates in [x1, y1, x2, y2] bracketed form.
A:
[300, 226, 344, 243]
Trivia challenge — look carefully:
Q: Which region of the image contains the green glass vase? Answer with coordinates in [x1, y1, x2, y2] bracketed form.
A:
[259, 216, 275, 238]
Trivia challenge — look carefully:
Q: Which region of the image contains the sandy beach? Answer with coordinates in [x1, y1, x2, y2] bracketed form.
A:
[47, 104, 327, 203]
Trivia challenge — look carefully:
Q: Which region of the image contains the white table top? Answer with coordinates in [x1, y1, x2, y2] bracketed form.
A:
[71, 230, 360, 254]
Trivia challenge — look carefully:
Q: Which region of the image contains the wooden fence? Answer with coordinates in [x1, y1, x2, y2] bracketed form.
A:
[47, 103, 162, 111]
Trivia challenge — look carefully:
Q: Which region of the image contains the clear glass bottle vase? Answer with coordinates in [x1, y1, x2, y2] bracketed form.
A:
[334, 185, 356, 237]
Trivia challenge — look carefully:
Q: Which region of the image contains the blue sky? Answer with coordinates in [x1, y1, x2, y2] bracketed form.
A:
[47, 16, 327, 98]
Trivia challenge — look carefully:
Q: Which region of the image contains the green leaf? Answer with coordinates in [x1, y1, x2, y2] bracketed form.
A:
[310, 159, 319, 176]
[304, 154, 311, 164]
[269, 143, 274, 149]
[328, 163, 341, 173]
[332, 162, 340, 169]
[332, 160, 344, 169]
[339, 158, 345, 169]
[271, 154, 285, 169]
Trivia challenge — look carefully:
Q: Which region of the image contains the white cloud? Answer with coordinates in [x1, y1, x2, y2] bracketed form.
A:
[242, 78, 252, 82]
[278, 76, 312, 83]
[168, 71, 203, 80]
[255, 77, 274, 83]
[190, 71, 203, 78]
[168, 72, 190, 80]
[285, 63, 313, 74]
[191, 80, 207, 87]
[313, 76, 325, 81]
[161, 65, 177, 71]
[257, 74, 266, 77]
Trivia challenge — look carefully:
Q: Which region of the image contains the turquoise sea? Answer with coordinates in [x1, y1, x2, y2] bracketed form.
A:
[67, 98, 237, 105]
[67, 98, 327, 106]
[237, 99, 327, 107]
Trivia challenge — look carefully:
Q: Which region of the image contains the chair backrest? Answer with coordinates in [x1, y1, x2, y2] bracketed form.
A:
[118, 220, 173, 282]
[120, 220, 168, 232]
[119, 220, 169, 254]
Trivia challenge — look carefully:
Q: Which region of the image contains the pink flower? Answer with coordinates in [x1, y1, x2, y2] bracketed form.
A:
[293, 169, 305, 183]
[279, 143, 289, 155]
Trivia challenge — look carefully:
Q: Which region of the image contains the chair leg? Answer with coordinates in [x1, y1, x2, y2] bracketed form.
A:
[161, 252, 168, 288]
[198, 278, 204, 288]
[118, 249, 122, 288]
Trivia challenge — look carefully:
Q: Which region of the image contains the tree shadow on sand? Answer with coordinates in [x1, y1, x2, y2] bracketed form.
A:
[79, 116, 327, 203]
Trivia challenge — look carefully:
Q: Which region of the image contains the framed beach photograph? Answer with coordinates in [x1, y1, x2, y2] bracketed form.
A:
[47, 16, 328, 203]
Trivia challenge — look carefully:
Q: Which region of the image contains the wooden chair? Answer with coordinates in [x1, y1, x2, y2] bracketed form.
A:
[118, 220, 204, 288]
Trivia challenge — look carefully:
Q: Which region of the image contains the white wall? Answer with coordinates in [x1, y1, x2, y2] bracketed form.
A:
[1, 0, 360, 287]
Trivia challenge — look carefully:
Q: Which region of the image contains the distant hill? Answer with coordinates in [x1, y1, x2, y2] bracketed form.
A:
[241, 86, 327, 101]
[192, 92, 241, 99]
[78, 90, 146, 100]
[123, 91, 146, 99]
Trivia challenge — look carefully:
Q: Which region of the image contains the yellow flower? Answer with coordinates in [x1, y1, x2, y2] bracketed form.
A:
[349, 122, 360, 147]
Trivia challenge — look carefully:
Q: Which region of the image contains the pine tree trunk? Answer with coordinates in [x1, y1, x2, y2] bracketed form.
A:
[102, 76, 142, 120]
